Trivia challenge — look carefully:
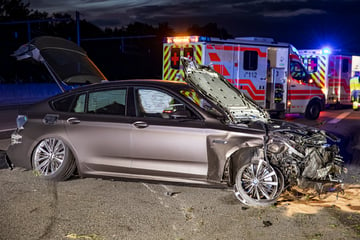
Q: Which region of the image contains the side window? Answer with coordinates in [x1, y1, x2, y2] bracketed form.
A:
[52, 95, 76, 112]
[72, 94, 86, 113]
[243, 50, 258, 70]
[290, 61, 306, 81]
[170, 48, 181, 69]
[87, 89, 126, 115]
[135, 88, 195, 119]
[304, 57, 318, 73]
[342, 58, 349, 73]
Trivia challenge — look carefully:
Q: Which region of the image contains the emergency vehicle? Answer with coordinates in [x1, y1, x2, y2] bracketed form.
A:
[163, 36, 324, 119]
[299, 49, 360, 108]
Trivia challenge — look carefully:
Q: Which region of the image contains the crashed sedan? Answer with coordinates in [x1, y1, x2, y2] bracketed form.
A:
[6, 58, 345, 207]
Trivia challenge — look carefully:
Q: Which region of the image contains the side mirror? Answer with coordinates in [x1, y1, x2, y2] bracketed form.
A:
[162, 105, 192, 119]
[169, 110, 192, 119]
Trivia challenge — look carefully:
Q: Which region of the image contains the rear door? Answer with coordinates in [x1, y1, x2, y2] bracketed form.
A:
[237, 45, 268, 107]
[61, 88, 132, 175]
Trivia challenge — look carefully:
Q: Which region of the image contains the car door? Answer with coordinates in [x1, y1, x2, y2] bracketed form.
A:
[62, 88, 133, 175]
[130, 87, 209, 180]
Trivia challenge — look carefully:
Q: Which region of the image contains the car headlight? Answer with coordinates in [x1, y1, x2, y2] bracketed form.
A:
[267, 142, 286, 154]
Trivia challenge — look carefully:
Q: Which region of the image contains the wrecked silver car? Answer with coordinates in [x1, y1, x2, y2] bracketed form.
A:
[5, 58, 344, 207]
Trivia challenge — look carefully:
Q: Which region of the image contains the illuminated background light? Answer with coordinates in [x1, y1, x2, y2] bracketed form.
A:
[321, 47, 332, 55]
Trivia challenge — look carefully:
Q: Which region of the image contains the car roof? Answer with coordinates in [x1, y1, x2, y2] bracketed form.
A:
[76, 79, 186, 90]
[50, 79, 189, 99]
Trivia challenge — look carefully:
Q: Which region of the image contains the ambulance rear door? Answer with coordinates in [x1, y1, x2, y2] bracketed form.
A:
[163, 41, 203, 82]
[328, 55, 351, 105]
[203, 44, 235, 84]
[236, 45, 268, 108]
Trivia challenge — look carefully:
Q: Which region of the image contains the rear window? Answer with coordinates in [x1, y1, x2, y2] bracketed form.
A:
[184, 48, 194, 60]
[170, 48, 181, 69]
[342, 58, 349, 73]
[304, 57, 318, 73]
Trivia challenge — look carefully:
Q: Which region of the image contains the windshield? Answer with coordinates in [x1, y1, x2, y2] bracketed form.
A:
[41, 49, 105, 84]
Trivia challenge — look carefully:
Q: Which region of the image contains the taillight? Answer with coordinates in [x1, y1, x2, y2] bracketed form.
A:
[16, 115, 27, 129]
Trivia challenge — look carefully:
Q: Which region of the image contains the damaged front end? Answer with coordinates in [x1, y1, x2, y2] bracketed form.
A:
[266, 121, 345, 187]
[181, 57, 346, 206]
[232, 121, 345, 207]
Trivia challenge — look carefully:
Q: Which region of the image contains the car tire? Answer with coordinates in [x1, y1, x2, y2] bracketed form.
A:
[234, 159, 283, 207]
[305, 100, 321, 120]
[32, 138, 76, 181]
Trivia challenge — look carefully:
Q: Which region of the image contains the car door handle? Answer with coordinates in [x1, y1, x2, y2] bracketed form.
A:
[67, 117, 81, 124]
[133, 121, 148, 129]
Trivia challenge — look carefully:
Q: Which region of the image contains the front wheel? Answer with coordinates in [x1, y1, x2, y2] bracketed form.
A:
[234, 159, 284, 207]
[305, 101, 321, 120]
[32, 138, 76, 181]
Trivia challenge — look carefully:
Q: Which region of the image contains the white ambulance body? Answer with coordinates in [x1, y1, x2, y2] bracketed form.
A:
[163, 36, 324, 119]
[299, 49, 360, 106]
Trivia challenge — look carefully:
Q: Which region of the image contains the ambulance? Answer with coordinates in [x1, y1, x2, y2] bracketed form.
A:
[299, 48, 360, 108]
[163, 36, 324, 119]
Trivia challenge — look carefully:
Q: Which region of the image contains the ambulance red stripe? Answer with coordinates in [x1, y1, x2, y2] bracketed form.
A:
[206, 45, 267, 57]
[240, 85, 265, 101]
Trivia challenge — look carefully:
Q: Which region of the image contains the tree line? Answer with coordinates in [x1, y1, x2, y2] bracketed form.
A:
[0, 0, 231, 79]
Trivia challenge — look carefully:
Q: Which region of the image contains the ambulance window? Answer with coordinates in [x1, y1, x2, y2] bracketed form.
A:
[304, 57, 318, 73]
[243, 51, 258, 70]
[184, 48, 194, 60]
[170, 48, 181, 69]
[342, 59, 349, 73]
[290, 61, 306, 81]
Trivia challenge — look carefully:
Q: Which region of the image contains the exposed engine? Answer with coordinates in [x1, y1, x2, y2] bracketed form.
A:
[266, 122, 344, 187]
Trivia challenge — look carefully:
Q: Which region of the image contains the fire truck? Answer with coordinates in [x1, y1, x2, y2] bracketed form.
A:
[163, 36, 324, 119]
[299, 48, 360, 108]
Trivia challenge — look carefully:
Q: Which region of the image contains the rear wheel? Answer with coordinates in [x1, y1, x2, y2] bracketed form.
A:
[305, 101, 321, 120]
[32, 138, 76, 181]
[234, 159, 283, 207]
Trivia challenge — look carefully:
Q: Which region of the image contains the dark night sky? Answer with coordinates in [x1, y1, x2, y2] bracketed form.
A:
[27, 0, 360, 52]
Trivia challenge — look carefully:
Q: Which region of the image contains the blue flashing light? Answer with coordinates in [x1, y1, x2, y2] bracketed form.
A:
[198, 36, 210, 42]
[321, 47, 331, 55]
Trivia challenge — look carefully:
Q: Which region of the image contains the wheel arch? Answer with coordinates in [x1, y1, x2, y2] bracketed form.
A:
[225, 147, 263, 186]
[30, 134, 79, 170]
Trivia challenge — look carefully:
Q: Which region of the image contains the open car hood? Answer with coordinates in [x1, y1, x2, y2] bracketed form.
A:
[181, 58, 270, 123]
[12, 36, 106, 88]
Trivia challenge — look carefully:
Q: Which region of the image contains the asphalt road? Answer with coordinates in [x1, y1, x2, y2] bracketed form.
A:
[1, 166, 360, 240]
[1, 108, 360, 240]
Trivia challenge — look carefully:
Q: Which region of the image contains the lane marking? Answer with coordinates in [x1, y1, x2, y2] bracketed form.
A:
[328, 112, 351, 124]
[142, 183, 157, 194]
